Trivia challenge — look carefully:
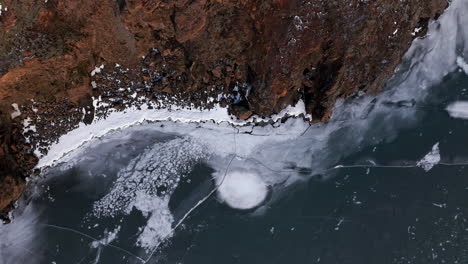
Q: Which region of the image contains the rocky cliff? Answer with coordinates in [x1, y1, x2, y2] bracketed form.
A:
[0, 0, 446, 220]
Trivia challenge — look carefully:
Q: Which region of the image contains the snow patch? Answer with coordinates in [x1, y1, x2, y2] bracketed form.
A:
[411, 27, 423, 36]
[11, 103, 21, 119]
[217, 171, 268, 210]
[90, 64, 104, 77]
[23, 117, 32, 128]
[0, 4, 7, 17]
[21, 117, 37, 134]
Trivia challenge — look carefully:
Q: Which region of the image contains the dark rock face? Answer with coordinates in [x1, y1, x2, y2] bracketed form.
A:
[0, 0, 446, 214]
[0, 122, 26, 222]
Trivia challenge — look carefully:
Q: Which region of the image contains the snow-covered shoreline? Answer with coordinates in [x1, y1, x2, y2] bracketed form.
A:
[36, 99, 311, 169]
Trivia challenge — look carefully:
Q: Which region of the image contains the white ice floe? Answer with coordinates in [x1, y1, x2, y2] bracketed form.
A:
[91, 226, 121, 248]
[446, 101, 468, 119]
[417, 143, 440, 172]
[217, 171, 268, 210]
[132, 193, 174, 252]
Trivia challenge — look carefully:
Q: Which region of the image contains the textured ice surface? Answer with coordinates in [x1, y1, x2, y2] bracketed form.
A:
[3, 1, 468, 262]
[132, 192, 174, 251]
[446, 101, 468, 119]
[0, 204, 43, 264]
[93, 136, 207, 217]
[417, 143, 441, 171]
[217, 171, 268, 209]
[92, 136, 207, 251]
[457, 56, 468, 75]
[91, 226, 121, 248]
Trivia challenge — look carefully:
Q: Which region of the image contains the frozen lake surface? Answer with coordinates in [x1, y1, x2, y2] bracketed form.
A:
[3, 0, 468, 263]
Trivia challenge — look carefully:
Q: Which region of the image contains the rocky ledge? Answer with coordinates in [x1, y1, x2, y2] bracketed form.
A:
[0, 0, 446, 220]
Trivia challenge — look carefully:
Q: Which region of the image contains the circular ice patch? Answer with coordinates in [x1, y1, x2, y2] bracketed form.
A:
[217, 171, 268, 210]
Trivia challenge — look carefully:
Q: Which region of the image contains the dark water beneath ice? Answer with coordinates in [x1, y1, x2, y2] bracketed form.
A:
[4, 0, 468, 262]
[2, 70, 468, 264]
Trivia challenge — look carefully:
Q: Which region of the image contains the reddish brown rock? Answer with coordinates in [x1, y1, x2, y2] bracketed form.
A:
[0, 0, 447, 214]
[0, 119, 26, 221]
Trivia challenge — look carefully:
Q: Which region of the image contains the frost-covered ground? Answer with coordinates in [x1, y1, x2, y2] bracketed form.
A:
[3, 0, 468, 263]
